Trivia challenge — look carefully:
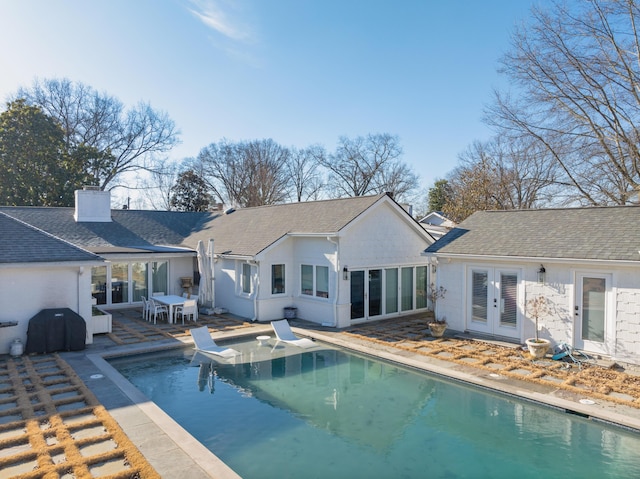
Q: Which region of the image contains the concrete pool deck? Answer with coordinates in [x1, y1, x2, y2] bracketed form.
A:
[2, 308, 640, 478]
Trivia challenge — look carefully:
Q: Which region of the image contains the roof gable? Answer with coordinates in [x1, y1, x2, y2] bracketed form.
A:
[426, 206, 640, 262]
[186, 194, 402, 256]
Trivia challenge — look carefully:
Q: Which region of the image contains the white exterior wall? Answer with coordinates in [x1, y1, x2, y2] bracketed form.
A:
[290, 237, 338, 325]
[434, 257, 640, 365]
[336, 202, 432, 328]
[0, 264, 93, 354]
[214, 258, 255, 319]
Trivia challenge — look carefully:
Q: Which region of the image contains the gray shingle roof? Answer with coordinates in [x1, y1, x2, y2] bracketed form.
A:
[186, 194, 388, 256]
[0, 194, 402, 261]
[425, 206, 640, 262]
[0, 213, 102, 264]
[0, 207, 211, 254]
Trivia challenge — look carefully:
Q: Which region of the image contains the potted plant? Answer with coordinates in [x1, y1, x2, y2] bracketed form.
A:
[525, 295, 551, 358]
[427, 283, 447, 337]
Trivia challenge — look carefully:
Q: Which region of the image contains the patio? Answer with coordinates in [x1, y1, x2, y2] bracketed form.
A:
[1, 308, 640, 478]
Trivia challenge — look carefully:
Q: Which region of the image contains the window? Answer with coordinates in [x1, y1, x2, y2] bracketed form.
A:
[316, 266, 329, 298]
[301, 264, 329, 299]
[242, 263, 252, 294]
[301, 265, 314, 296]
[111, 263, 129, 304]
[132, 262, 148, 302]
[416, 266, 428, 309]
[272, 264, 285, 294]
[91, 266, 107, 305]
[385, 268, 398, 314]
[152, 261, 168, 295]
[401, 267, 413, 311]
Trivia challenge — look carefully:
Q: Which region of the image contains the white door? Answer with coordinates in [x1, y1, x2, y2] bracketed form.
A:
[468, 268, 520, 339]
[575, 273, 610, 355]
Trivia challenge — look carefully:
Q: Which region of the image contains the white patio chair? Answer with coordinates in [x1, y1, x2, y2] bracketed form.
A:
[149, 298, 168, 324]
[175, 299, 198, 324]
[141, 296, 152, 321]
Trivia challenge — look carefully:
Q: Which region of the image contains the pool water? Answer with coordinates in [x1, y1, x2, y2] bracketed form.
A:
[109, 338, 640, 479]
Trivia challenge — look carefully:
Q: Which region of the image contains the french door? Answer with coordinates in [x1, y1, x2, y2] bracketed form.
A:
[350, 269, 383, 320]
[575, 273, 610, 354]
[467, 267, 520, 339]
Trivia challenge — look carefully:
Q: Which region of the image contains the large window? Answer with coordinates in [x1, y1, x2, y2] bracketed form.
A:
[132, 262, 148, 302]
[401, 267, 414, 311]
[242, 263, 252, 294]
[272, 264, 285, 294]
[111, 263, 129, 304]
[416, 266, 428, 309]
[385, 268, 398, 314]
[301, 264, 329, 299]
[91, 266, 107, 305]
[301, 265, 314, 296]
[152, 261, 168, 295]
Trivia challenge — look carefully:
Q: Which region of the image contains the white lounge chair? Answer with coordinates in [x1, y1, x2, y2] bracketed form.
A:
[271, 319, 315, 349]
[190, 326, 239, 358]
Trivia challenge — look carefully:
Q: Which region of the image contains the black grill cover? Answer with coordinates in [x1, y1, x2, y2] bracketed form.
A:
[25, 308, 87, 354]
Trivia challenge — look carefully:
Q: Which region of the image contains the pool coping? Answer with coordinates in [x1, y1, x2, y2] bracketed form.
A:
[78, 325, 640, 478]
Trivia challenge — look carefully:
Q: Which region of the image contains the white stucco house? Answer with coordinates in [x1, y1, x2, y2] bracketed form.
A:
[424, 206, 640, 366]
[186, 193, 435, 328]
[0, 189, 434, 354]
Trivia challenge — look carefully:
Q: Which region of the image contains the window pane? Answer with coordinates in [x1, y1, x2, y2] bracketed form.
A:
[415, 266, 428, 309]
[472, 271, 488, 323]
[401, 267, 413, 311]
[385, 268, 398, 314]
[242, 263, 251, 294]
[316, 266, 329, 298]
[272, 264, 285, 294]
[91, 266, 107, 305]
[583, 277, 605, 341]
[500, 273, 517, 327]
[132, 262, 148, 302]
[301, 265, 313, 295]
[152, 261, 168, 295]
[112, 263, 129, 304]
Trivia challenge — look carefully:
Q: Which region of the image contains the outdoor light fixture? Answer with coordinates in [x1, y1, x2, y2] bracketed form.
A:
[343, 266, 349, 280]
[537, 264, 546, 284]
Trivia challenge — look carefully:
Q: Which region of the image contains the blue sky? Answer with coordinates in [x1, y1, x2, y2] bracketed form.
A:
[0, 0, 544, 206]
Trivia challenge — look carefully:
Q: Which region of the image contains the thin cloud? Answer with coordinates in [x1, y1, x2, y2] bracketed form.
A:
[187, 0, 252, 43]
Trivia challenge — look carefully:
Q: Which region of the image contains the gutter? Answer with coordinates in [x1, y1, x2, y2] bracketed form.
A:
[425, 252, 640, 267]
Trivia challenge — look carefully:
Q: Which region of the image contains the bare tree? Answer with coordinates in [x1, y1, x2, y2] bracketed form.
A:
[487, 0, 640, 205]
[15, 78, 179, 191]
[443, 137, 558, 222]
[198, 139, 291, 207]
[287, 145, 325, 201]
[320, 133, 418, 201]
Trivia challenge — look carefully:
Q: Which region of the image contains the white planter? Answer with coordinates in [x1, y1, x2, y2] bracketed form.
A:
[92, 312, 112, 334]
[525, 338, 550, 359]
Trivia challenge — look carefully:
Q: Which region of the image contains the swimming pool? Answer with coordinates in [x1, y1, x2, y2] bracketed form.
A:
[109, 338, 640, 478]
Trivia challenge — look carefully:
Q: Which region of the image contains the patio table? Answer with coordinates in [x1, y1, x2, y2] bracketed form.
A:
[153, 295, 185, 324]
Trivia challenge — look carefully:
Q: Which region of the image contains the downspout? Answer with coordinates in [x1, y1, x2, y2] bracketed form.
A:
[325, 237, 339, 327]
[248, 259, 259, 322]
